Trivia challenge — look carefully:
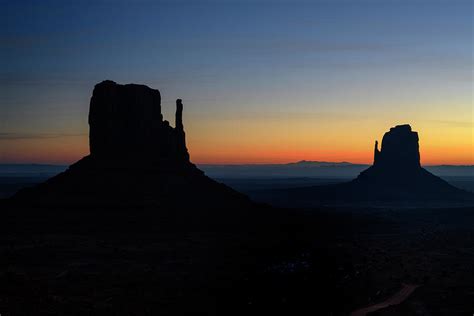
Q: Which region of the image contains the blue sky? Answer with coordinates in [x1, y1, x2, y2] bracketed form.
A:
[1, 0, 472, 164]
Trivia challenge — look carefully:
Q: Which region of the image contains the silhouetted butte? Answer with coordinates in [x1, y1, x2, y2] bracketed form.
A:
[3, 81, 301, 316]
[253, 124, 473, 206]
[12, 80, 249, 208]
[351, 124, 463, 200]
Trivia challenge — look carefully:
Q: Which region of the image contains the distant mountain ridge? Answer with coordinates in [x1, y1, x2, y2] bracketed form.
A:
[198, 161, 473, 179]
[1, 161, 473, 178]
[199, 160, 366, 167]
[287, 160, 361, 166]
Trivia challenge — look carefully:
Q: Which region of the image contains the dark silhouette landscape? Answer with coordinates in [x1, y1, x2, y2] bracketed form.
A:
[250, 125, 474, 208]
[1, 81, 473, 316]
[11, 81, 250, 209]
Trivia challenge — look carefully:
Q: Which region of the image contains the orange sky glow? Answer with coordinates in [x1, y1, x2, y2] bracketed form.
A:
[1, 119, 472, 166]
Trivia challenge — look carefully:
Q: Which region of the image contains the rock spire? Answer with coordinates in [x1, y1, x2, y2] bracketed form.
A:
[88, 80, 189, 164]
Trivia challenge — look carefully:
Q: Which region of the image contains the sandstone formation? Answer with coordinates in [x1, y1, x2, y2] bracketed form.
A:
[12, 81, 248, 207]
[350, 124, 467, 201]
[89, 80, 189, 165]
[357, 125, 436, 182]
[373, 124, 420, 170]
[252, 124, 473, 207]
[3, 82, 294, 316]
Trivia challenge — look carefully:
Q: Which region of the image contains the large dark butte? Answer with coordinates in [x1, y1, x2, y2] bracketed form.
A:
[1, 81, 311, 315]
[11, 80, 247, 208]
[252, 125, 474, 208]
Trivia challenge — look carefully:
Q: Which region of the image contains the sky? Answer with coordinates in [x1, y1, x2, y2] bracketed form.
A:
[0, 0, 472, 165]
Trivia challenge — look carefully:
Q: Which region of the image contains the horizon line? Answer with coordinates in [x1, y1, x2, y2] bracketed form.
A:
[0, 161, 473, 167]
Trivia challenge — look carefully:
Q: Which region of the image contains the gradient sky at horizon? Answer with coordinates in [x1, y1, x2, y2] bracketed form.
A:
[1, 0, 472, 165]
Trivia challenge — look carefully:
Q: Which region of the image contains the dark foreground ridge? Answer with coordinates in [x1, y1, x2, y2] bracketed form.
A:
[11, 80, 249, 208]
[252, 124, 474, 207]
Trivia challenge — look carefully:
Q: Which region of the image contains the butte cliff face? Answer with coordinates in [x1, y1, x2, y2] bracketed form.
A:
[89, 80, 189, 165]
[373, 124, 420, 170]
[12, 81, 248, 207]
[359, 124, 431, 183]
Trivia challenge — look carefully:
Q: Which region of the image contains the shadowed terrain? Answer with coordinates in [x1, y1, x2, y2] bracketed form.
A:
[1, 82, 473, 316]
